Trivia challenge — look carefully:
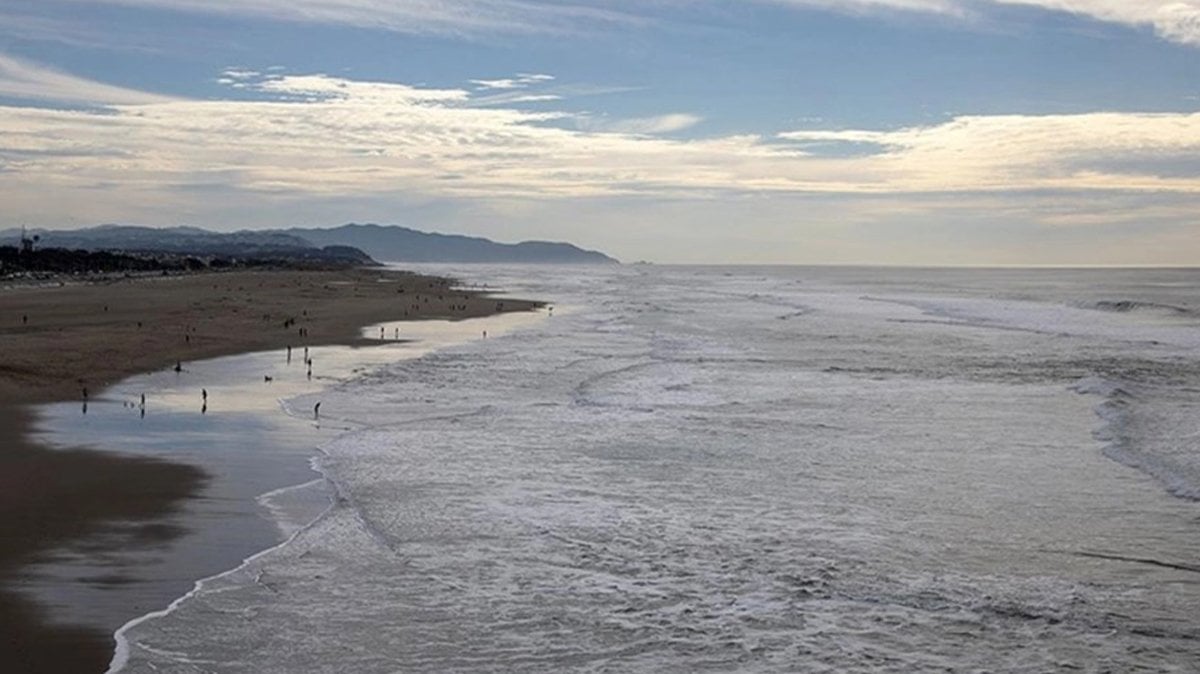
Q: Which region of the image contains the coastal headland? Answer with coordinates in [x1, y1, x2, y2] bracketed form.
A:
[0, 267, 541, 672]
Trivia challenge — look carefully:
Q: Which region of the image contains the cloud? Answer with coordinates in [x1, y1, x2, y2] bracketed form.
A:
[0, 54, 178, 106]
[769, 1, 1200, 46]
[16, 0, 957, 42]
[780, 112, 1200, 192]
[763, 0, 965, 16]
[994, 1, 1200, 46]
[2, 61, 1200, 231]
[59, 0, 648, 37]
[766, 0, 1200, 45]
[221, 68, 262, 80]
[583, 113, 703, 134]
[25, 0, 1200, 49]
[470, 73, 554, 90]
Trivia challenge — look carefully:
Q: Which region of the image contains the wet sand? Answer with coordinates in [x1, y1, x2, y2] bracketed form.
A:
[0, 267, 540, 672]
[0, 406, 205, 673]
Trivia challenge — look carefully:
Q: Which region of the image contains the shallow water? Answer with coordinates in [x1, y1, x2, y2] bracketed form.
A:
[47, 265, 1200, 672]
[21, 308, 544, 651]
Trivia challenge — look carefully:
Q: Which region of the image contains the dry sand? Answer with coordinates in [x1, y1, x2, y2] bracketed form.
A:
[0, 267, 540, 673]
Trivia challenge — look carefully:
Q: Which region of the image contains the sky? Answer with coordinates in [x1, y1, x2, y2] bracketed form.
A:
[1, 1, 1199, 264]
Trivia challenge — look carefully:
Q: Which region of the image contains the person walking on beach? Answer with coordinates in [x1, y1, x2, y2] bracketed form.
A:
[202, 388, 208, 402]
[174, 361, 182, 373]
[314, 402, 321, 419]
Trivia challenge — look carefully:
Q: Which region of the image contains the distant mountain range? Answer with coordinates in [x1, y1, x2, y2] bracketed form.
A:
[2, 224, 618, 264]
[284, 224, 616, 264]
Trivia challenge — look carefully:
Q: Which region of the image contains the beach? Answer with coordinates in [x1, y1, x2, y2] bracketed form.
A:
[0, 267, 539, 672]
[7, 264, 1200, 673]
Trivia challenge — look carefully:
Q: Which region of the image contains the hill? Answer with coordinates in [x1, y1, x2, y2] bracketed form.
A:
[0, 226, 374, 266]
[283, 224, 618, 264]
[2, 224, 618, 265]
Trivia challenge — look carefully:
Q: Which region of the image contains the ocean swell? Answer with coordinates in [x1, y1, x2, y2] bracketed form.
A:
[1072, 375, 1200, 501]
[1086, 299, 1193, 316]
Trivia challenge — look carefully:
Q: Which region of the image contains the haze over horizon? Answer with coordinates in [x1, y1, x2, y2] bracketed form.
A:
[2, 1, 1199, 265]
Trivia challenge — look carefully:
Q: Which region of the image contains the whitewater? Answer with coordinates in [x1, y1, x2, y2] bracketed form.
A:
[111, 265, 1200, 672]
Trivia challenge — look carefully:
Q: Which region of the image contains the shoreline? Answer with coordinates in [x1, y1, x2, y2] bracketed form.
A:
[0, 267, 542, 673]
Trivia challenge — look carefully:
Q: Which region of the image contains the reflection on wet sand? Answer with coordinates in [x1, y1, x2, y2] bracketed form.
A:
[21, 308, 547, 668]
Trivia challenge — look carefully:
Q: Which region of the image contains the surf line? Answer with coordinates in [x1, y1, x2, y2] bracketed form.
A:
[1067, 550, 1200, 574]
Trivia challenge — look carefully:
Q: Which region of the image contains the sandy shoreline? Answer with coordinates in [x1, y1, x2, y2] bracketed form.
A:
[0, 267, 540, 673]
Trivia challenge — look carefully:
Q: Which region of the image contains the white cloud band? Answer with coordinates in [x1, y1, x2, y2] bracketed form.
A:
[1, 66, 1199, 218]
[0, 54, 177, 105]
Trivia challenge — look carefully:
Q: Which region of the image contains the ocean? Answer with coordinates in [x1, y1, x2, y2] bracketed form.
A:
[40, 265, 1200, 671]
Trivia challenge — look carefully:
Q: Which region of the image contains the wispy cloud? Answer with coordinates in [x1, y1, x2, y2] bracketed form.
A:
[779, 112, 1200, 192]
[60, 0, 649, 37]
[24, 0, 1200, 48]
[994, 1, 1200, 46]
[470, 73, 554, 90]
[221, 68, 262, 80]
[581, 113, 703, 134]
[0, 53, 177, 105]
[0, 8, 162, 52]
[763, 0, 965, 17]
[766, 0, 1200, 45]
